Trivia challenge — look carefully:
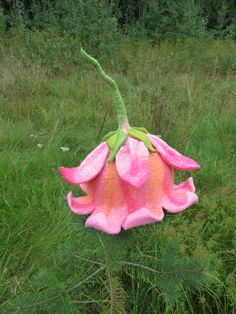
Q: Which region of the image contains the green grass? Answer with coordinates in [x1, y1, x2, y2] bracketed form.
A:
[0, 34, 236, 313]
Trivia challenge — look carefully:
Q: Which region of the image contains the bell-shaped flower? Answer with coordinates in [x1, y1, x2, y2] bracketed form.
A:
[60, 48, 201, 234]
[60, 132, 200, 234]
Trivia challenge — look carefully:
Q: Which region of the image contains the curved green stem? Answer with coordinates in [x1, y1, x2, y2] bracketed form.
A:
[80, 48, 129, 128]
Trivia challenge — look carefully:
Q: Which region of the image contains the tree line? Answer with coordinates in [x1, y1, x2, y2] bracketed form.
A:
[1, 0, 236, 41]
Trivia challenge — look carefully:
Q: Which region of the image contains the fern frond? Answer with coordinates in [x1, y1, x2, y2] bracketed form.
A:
[102, 276, 126, 314]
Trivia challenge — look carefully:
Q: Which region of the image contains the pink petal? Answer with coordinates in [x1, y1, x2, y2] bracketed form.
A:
[85, 205, 128, 235]
[67, 192, 95, 214]
[174, 176, 195, 193]
[163, 177, 198, 213]
[60, 142, 109, 184]
[148, 135, 201, 171]
[116, 137, 149, 187]
[123, 207, 164, 230]
[79, 183, 88, 193]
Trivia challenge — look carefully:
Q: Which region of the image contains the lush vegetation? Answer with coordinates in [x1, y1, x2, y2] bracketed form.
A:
[0, 1, 236, 313]
[1, 0, 236, 51]
[0, 30, 236, 312]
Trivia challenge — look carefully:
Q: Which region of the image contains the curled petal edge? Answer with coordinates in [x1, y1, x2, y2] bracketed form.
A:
[85, 206, 128, 235]
[60, 142, 109, 184]
[67, 192, 94, 215]
[163, 177, 199, 213]
[123, 207, 164, 230]
[148, 134, 201, 171]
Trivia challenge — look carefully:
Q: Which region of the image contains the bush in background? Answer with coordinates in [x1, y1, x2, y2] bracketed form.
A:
[1, 0, 236, 51]
[1, 0, 121, 57]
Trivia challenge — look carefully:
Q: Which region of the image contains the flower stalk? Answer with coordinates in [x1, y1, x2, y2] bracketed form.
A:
[80, 48, 129, 128]
[60, 48, 201, 234]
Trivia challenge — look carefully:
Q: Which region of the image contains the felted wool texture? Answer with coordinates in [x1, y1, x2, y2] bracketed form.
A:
[60, 135, 200, 234]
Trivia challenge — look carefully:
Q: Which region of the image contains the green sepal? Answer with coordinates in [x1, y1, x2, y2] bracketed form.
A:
[107, 128, 127, 162]
[101, 130, 117, 142]
[127, 128, 156, 153]
[132, 127, 149, 134]
[133, 126, 161, 137]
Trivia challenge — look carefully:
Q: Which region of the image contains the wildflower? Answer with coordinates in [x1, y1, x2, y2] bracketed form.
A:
[37, 143, 44, 148]
[60, 146, 70, 152]
[60, 48, 201, 234]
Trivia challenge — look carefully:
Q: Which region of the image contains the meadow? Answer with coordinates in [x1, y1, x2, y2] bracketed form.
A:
[0, 33, 236, 313]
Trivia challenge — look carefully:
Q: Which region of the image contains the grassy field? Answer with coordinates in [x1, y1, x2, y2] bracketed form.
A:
[0, 34, 236, 313]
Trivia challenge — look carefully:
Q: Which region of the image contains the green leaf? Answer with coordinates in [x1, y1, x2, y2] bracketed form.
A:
[127, 128, 156, 152]
[107, 128, 127, 162]
[101, 130, 117, 142]
[132, 127, 149, 134]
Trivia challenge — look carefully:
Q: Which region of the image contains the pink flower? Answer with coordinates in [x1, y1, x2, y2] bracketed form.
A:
[60, 133, 200, 234]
